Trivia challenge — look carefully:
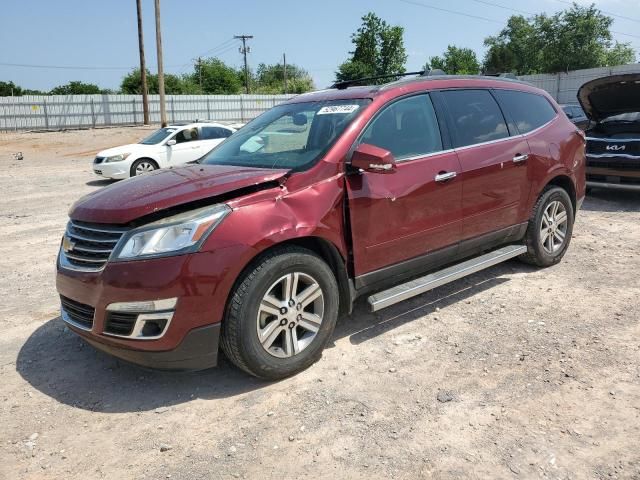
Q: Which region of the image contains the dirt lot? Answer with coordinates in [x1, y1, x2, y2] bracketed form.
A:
[0, 127, 639, 480]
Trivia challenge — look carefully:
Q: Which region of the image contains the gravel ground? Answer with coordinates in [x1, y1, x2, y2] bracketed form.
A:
[0, 127, 639, 480]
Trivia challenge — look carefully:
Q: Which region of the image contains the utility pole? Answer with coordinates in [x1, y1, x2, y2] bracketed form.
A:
[283, 53, 287, 95]
[135, 0, 149, 125]
[234, 35, 253, 94]
[154, 0, 167, 127]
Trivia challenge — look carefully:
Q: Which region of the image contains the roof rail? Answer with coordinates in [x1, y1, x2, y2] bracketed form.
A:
[331, 70, 426, 90]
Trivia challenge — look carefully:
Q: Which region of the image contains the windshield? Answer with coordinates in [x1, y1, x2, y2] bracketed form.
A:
[602, 112, 640, 123]
[139, 127, 177, 145]
[200, 99, 371, 170]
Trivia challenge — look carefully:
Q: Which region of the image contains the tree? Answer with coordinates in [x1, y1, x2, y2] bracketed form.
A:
[483, 4, 637, 75]
[253, 62, 314, 94]
[120, 69, 199, 94]
[0, 81, 22, 96]
[49, 81, 105, 95]
[191, 58, 243, 94]
[427, 46, 480, 75]
[336, 12, 407, 84]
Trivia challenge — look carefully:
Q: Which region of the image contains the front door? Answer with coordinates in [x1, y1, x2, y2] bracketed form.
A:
[440, 89, 531, 241]
[346, 94, 463, 285]
[166, 127, 204, 165]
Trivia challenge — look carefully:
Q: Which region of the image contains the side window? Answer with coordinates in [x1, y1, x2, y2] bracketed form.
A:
[174, 127, 199, 143]
[572, 106, 585, 119]
[441, 89, 509, 147]
[201, 126, 232, 140]
[493, 90, 557, 134]
[359, 94, 443, 160]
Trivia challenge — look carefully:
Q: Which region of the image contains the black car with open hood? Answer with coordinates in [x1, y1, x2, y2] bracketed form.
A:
[578, 73, 640, 191]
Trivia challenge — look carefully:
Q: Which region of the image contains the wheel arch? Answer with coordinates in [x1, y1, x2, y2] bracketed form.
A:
[543, 174, 577, 213]
[226, 236, 353, 320]
[129, 157, 160, 176]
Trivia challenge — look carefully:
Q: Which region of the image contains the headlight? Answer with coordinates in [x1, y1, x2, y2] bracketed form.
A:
[104, 153, 131, 163]
[113, 204, 231, 260]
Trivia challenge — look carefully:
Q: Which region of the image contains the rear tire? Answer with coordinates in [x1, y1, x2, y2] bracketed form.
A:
[220, 246, 339, 380]
[519, 186, 574, 267]
[130, 158, 158, 177]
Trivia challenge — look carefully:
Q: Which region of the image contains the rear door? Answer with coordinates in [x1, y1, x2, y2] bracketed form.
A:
[346, 93, 463, 281]
[440, 89, 531, 242]
[200, 126, 234, 154]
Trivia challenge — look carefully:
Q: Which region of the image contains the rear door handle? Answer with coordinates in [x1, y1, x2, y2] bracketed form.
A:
[435, 171, 457, 182]
[513, 153, 529, 163]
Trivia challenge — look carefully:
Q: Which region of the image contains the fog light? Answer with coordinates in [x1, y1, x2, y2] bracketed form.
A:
[107, 298, 177, 313]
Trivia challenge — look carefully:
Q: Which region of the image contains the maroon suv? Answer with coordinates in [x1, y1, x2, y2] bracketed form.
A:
[57, 74, 586, 379]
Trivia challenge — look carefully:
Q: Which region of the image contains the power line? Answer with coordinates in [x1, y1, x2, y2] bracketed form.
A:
[552, 0, 640, 24]
[396, 0, 503, 24]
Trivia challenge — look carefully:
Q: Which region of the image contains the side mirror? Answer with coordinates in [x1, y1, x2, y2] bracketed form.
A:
[350, 143, 396, 173]
[292, 113, 308, 126]
[166, 139, 177, 146]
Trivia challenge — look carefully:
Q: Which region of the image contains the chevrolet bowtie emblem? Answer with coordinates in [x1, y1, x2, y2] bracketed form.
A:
[62, 235, 76, 253]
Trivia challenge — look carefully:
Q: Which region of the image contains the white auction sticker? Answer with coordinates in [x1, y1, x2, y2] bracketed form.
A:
[317, 105, 360, 115]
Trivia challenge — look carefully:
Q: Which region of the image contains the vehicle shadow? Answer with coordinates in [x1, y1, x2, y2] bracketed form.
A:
[85, 179, 118, 187]
[16, 260, 529, 414]
[582, 189, 640, 213]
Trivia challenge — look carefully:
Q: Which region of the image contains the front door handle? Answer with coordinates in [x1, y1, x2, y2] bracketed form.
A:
[435, 171, 457, 182]
[513, 153, 529, 163]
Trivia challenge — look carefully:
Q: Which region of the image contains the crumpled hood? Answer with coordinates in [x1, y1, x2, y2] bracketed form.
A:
[96, 144, 143, 157]
[70, 164, 289, 224]
[578, 73, 640, 122]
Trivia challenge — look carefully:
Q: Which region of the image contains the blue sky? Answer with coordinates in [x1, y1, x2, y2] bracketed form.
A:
[1, 0, 638, 91]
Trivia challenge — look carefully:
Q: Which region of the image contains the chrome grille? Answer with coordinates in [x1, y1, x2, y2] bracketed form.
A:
[60, 220, 129, 272]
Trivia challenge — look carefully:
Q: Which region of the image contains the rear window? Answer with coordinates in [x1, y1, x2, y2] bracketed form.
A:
[494, 90, 557, 134]
[201, 126, 232, 140]
[441, 90, 509, 148]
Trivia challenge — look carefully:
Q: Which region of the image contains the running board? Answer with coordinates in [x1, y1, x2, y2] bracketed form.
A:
[367, 245, 527, 312]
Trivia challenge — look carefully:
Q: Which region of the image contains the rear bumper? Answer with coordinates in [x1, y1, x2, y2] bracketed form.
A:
[75, 323, 220, 370]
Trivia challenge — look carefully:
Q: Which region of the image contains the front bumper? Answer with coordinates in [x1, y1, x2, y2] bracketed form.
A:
[93, 160, 130, 179]
[76, 323, 220, 370]
[56, 250, 237, 370]
[586, 154, 640, 191]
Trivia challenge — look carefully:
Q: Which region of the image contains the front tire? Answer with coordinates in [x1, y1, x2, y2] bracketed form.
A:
[130, 158, 158, 177]
[220, 246, 339, 380]
[519, 186, 574, 267]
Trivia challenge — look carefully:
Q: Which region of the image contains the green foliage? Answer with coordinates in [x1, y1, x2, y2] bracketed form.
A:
[252, 62, 314, 94]
[49, 81, 105, 95]
[336, 12, 407, 84]
[191, 58, 243, 94]
[120, 69, 201, 94]
[483, 4, 637, 75]
[0, 81, 22, 96]
[427, 46, 480, 75]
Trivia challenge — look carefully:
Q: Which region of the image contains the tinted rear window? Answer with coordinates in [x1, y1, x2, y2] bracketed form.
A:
[201, 126, 233, 140]
[441, 90, 509, 148]
[494, 90, 557, 134]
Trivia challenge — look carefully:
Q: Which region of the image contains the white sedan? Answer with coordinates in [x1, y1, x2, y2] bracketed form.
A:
[92, 122, 237, 179]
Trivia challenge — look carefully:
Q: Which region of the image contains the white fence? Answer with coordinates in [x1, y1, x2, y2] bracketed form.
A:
[0, 94, 296, 132]
[518, 63, 640, 104]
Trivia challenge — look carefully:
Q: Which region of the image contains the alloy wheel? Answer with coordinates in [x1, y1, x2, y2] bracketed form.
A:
[540, 200, 568, 254]
[256, 272, 324, 358]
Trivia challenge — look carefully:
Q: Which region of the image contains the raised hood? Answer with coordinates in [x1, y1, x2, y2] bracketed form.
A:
[577, 73, 640, 122]
[70, 164, 288, 224]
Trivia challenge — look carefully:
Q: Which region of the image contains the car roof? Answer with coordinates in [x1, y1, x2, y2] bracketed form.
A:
[285, 75, 544, 105]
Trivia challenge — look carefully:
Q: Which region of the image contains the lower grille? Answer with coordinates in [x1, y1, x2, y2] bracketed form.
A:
[60, 220, 129, 272]
[104, 312, 138, 336]
[60, 295, 95, 330]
